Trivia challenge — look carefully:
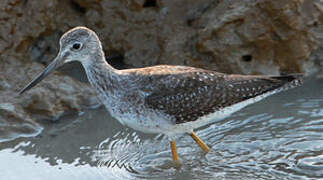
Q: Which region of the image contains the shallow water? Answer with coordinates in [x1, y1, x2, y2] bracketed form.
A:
[1, 76, 323, 180]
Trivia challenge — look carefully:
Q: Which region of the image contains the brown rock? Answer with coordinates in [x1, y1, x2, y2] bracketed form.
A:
[195, 0, 322, 75]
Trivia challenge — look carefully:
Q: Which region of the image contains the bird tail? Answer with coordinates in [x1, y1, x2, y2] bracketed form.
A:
[269, 73, 304, 90]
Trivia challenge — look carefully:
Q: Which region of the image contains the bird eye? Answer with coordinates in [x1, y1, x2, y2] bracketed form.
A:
[72, 42, 82, 50]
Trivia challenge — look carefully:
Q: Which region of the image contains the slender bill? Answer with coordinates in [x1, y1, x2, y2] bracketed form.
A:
[19, 55, 63, 95]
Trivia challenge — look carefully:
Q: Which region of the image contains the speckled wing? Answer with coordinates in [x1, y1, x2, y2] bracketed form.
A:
[143, 67, 302, 124]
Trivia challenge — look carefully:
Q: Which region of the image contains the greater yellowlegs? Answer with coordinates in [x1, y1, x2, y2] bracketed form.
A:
[19, 27, 303, 163]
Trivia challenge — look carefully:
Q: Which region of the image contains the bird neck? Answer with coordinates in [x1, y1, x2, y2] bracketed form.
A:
[81, 55, 122, 96]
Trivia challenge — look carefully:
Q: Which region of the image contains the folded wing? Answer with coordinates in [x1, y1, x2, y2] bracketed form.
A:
[141, 66, 302, 124]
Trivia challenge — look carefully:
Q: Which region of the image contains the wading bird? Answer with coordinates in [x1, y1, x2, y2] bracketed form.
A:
[20, 27, 303, 163]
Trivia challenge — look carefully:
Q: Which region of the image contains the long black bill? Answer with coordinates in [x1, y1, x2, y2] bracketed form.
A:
[19, 56, 61, 95]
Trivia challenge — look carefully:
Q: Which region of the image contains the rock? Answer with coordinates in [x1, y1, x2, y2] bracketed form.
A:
[83, 0, 323, 75]
[0, 102, 42, 143]
[193, 0, 322, 75]
[0, 0, 322, 75]
[18, 70, 98, 118]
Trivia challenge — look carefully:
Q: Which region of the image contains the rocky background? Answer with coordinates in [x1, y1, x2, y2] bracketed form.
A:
[1, 0, 323, 141]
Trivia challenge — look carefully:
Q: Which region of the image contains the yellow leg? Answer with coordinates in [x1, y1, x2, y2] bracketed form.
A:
[170, 140, 180, 162]
[190, 131, 211, 153]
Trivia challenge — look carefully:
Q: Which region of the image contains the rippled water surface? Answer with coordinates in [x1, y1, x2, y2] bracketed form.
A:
[1, 76, 323, 179]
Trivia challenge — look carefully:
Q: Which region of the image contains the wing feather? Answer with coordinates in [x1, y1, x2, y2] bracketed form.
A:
[122, 65, 303, 124]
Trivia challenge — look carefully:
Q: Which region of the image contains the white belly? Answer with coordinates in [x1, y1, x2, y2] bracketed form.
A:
[104, 101, 175, 134]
